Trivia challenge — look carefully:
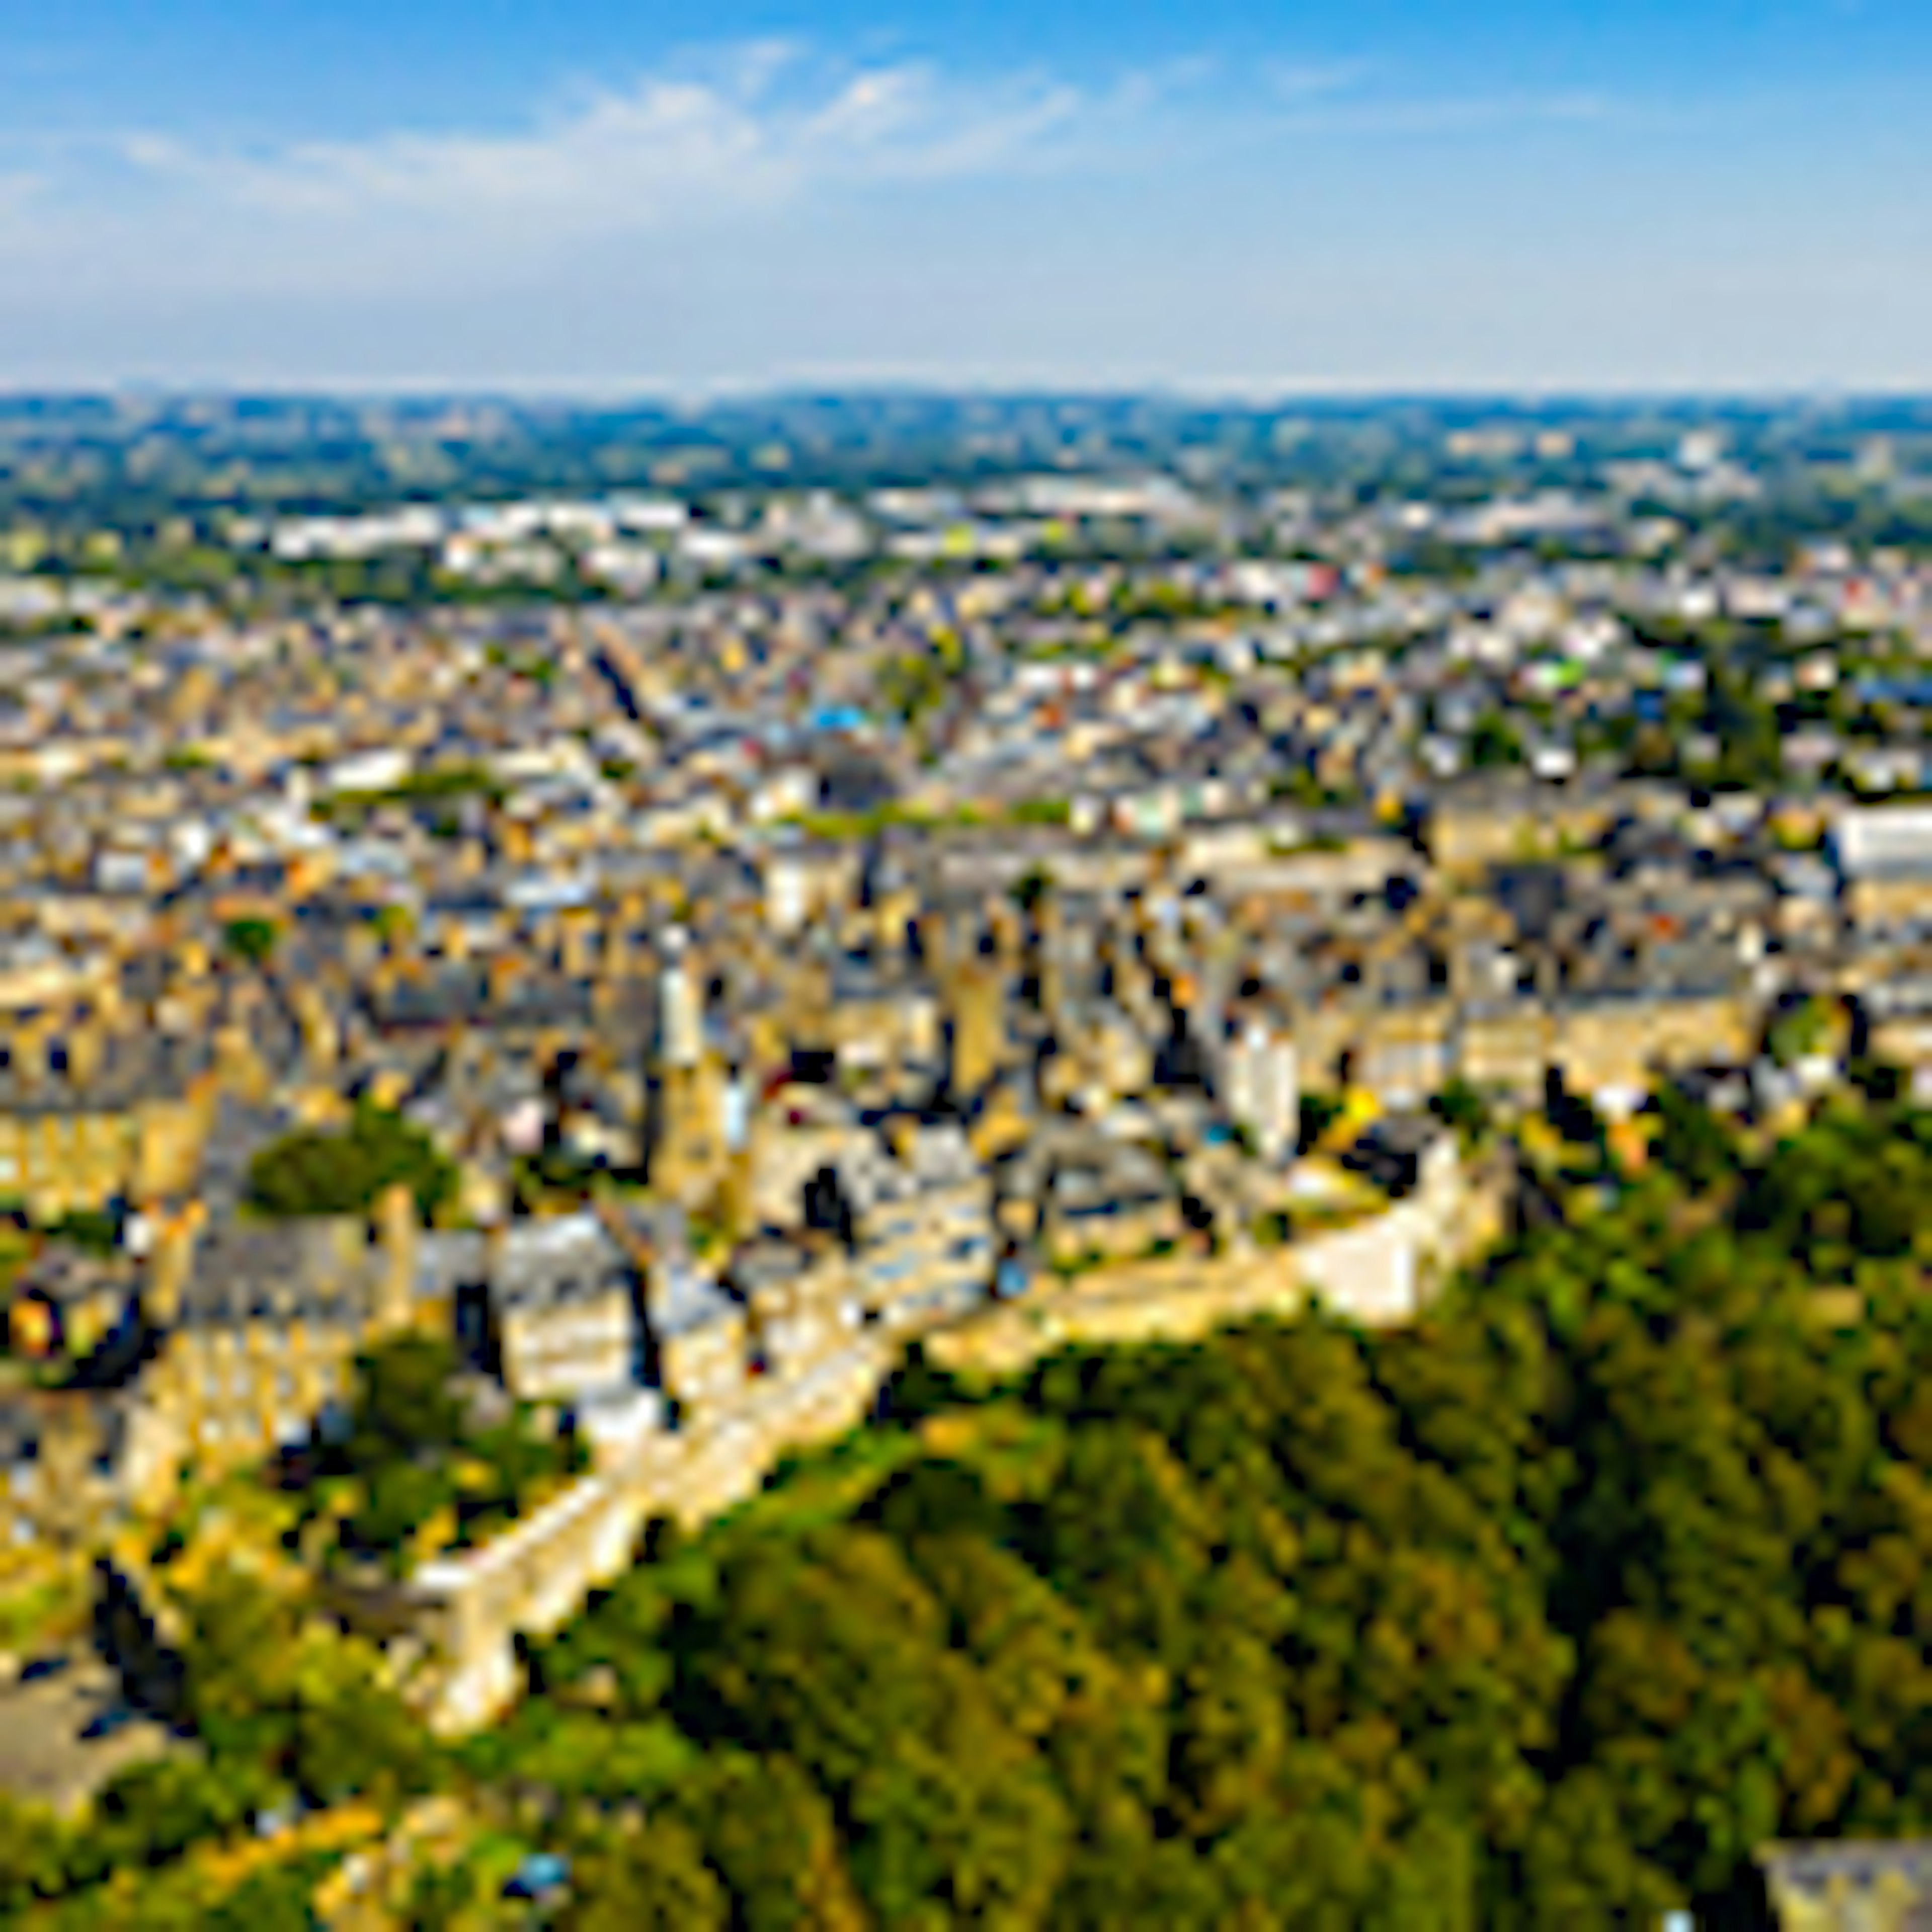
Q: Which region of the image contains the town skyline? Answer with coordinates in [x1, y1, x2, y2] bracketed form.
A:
[0, 381, 1922, 1921]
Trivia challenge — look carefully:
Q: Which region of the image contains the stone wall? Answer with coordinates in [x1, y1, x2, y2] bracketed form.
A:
[366, 1156, 1504, 1736]
[1554, 994, 1753, 1097]
[933, 1153, 1503, 1380]
[389, 1337, 893, 1734]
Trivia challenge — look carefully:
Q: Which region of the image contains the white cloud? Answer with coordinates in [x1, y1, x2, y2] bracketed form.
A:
[112, 51, 1085, 253]
[0, 38, 1682, 388]
[0, 45, 1626, 303]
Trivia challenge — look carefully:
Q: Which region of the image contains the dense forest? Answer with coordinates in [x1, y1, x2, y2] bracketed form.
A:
[13, 1087, 1932, 1924]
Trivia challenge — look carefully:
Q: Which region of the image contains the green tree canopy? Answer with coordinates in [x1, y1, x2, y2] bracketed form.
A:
[246, 1100, 456, 1221]
[220, 916, 279, 969]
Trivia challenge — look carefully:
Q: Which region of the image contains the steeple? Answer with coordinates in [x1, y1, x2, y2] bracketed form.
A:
[657, 925, 702, 1072]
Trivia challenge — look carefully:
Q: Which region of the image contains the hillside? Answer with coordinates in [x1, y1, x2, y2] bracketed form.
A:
[14, 1085, 1932, 1926]
[472, 1090, 1932, 1928]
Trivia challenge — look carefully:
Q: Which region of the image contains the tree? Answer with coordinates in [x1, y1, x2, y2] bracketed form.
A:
[1172, 1632, 1287, 1836]
[1431, 1077, 1494, 1148]
[1010, 864, 1053, 916]
[561, 1819, 729, 1932]
[1470, 712, 1524, 770]
[675, 1530, 1072, 1925]
[0, 1794, 65, 1912]
[291, 1662, 432, 1803]
[668, 1752, 868, 1932]
[1765, 995, 1833, 1069]
[864, 1458, 1006, 1547]
[246, 1101, 456, 1221]
[329, 1334, 579, 1568]
[352, 1334, 464, 1459]
[221, 917, 278, 969]
[1652, 1086, 1738, 1194]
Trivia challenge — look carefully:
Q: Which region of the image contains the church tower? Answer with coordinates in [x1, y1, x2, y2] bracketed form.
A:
[649, 928, 726, 1208]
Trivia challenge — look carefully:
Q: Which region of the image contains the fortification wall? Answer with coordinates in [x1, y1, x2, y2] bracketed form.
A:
[398, 1338, 893, 1734]
[371, 1159, 1504, 1736]
[932, 1156, 1501, 1380]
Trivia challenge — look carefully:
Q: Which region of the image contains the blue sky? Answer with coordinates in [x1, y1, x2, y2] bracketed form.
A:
[0, 0, 1927, 391]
